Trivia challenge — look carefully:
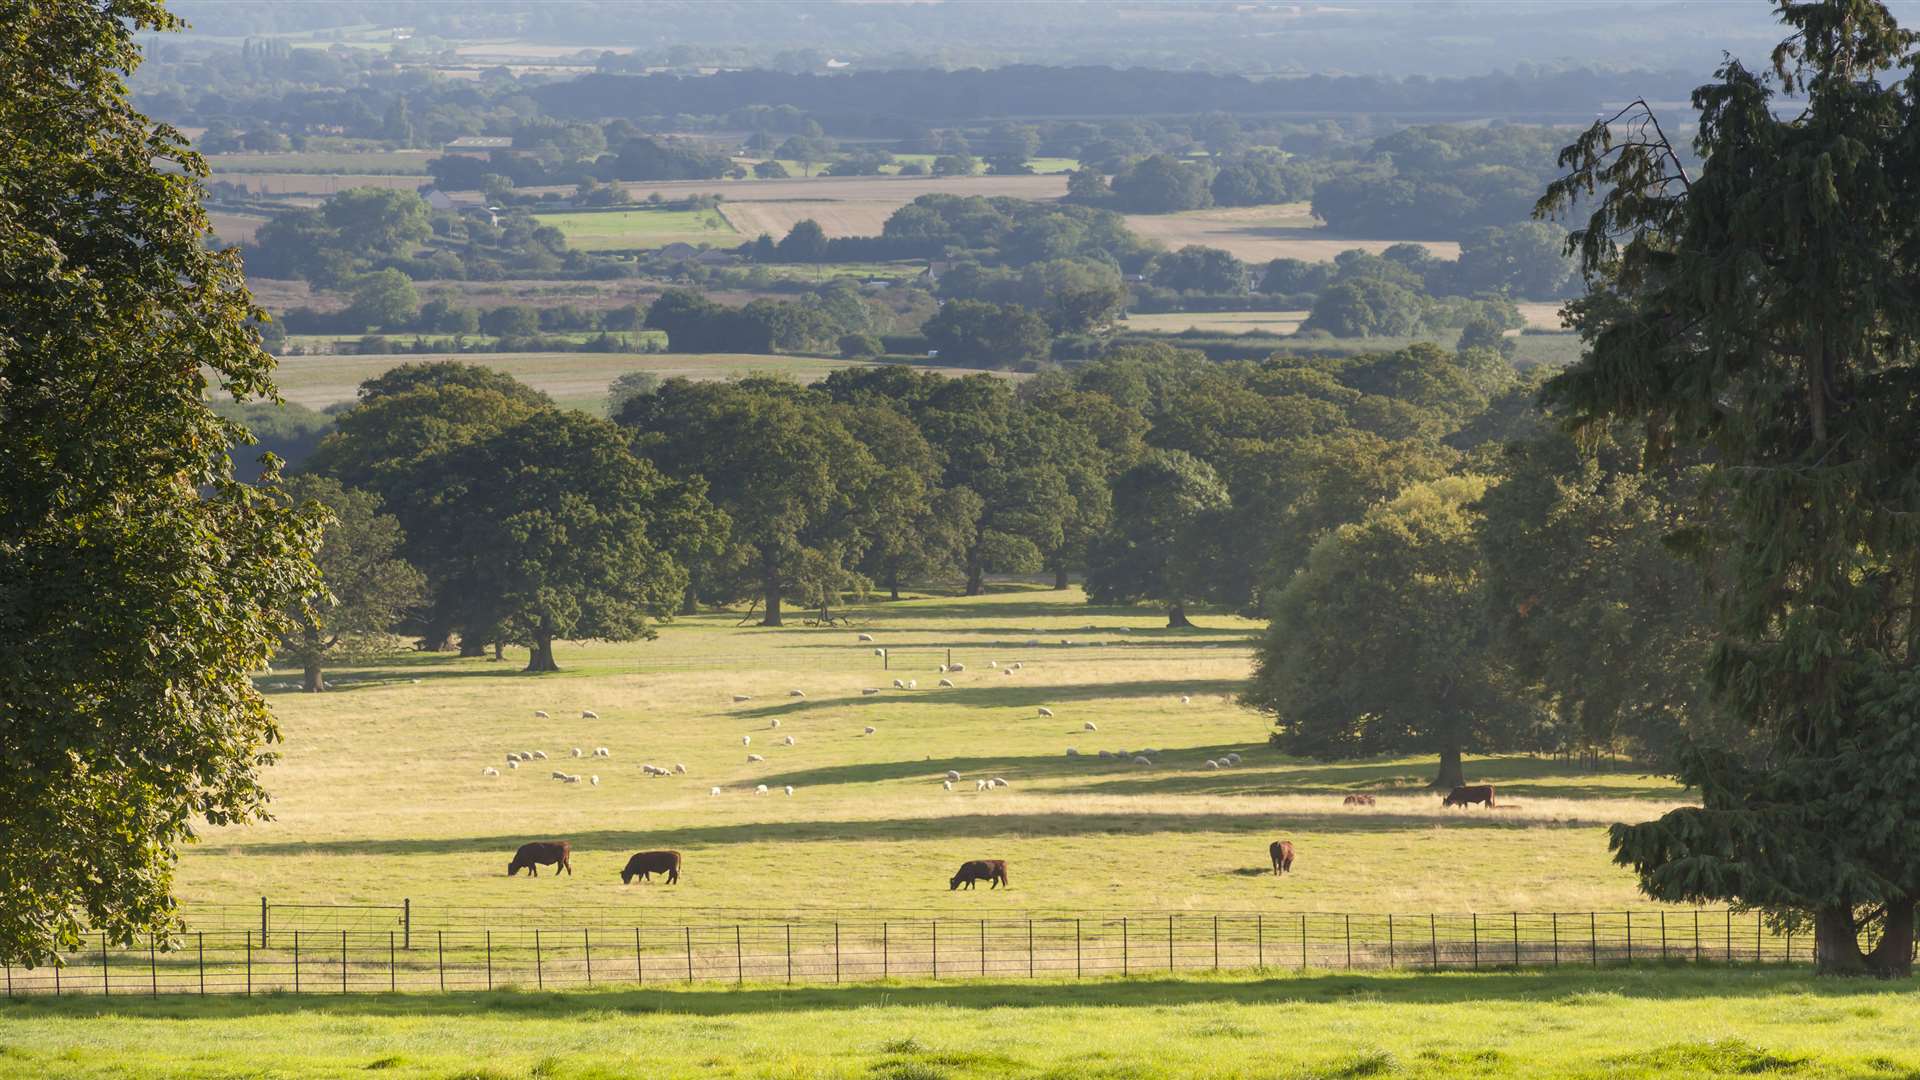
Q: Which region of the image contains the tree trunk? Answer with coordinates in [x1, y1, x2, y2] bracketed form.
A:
[680, 583, 698, 616]
[524, 618, 560, 673]
[1813, 905, 1870, 975]
[1166, 603, 1193, 628]
[965, 559, 985, 596]
[492, 641, 504, 662]
[1866, 897, 1916, 978]
[458, 637, 485, 658]
[760, 559, 783, 627]
[888, 567, 901, 602]
[303, 657, 325, 693]
[418, 625, 453, 652]
[1053, 565, 1069, 590]
[1433, 743, 1465, 790]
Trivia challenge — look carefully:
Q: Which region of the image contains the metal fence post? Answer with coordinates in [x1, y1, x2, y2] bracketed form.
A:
[833, 923, 840, 983]
[294, 930, 301, 993]
[1345, 914, 1352, 969]
[1256, 915, 1263, 970]
[735, 927, 743, 985]
[932, 920, 939, 979]
[101, 931, 110, 996]
[1122, 917, 1129, 975]
[389, 932, 396, 993]
[246, 932, 252, 996]
[1168, 915, 1175, 972]
[1213, 915, 1219, 971]
[341, 930, 348, 993]
[1659, 911, 1667, 961]
[635, 928, 644, 985]
[534, 929, 543, 990]
[149, 933, 157, 996]
[882, 921, 889, 977]
[1300, 915, 1307, 971]
[486, 930, 493, 990]
[981, 919, 987, 976]
[261, 896, 268, 950]
[1693, 910, 1700, 963]
[585, 928, 594, 985]
[1552, 913, 1559, 966]
[1471, 914, 1478, 969]
[1590, 912, 1597, 966]
[1430, 914, 1437, 970]
[1075, 919, 1081, 978]
[197, 932, 206, 996]
[1029, 919, 1035, 978]
[1626, 912, 1633, 963]
[786, 925, 792, 984]
[403, 898, 411, 952]
[685, 927, 693, 985]
[1387, 914, 1394, 968]
[1512, 912, 1519, 966]
[438, 931, 445, 992]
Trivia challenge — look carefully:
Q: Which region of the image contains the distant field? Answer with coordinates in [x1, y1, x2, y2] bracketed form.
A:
[1121, 310, 1309, 335]
[1516, 301, 1570, 331]
[207, 210, 271, 245]
[535, 207, 740, 250]
[214, 172, 427, 196]
[203, 150, 435, 175]
[577, 173, 1073, 240]
[269, 351, 887, 413]
[1125, 203, 1465, 263]
[888, 153, 1081, 174]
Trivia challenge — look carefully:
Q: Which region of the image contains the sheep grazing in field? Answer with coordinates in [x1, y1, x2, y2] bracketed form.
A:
[945, 770, 961, 781]
[710, 786, 722, 796]
[938, 678, 955, 688]
[788, 690, 805, 698]
[938, 664, 949, 673]
[1181, 695, 1192, 705]
[943, 780, 954, 791]
[571, 747, 584, 758]
[674, 763, 687, 774]
[742, 735, 752, 746]
[1038, 707, 1054, 718]
[1120, 627, 1132, 633]
[976, 779, 990, 791]
[769, 718, 782, 729]
[858, 633, 875, 642]
[1204, 760, 1219, 770]
[1026, 639, 1040, 647]
[893, 678, 906, 689]
[1141, 747, 1159, 756]
[1083, 721, 1098, 732]
[483, 767, 500, 776]
[747, 753, 765, 763]
[507, 760, 520, 770]
[1060, 639, 1073, 646]
[948, 663, 965, 672]
[756, 784, 768, 795]
[550, 770, 568, 780]
[1133, 756, 1153, 766]
[534, 711, 549, 719]
[784, 786, 794, 796]
[873, 647, 886, 657]
[1011, 662, 1023, 670]
[1225, 752, 1242, 765]
[991, 777, 1008, 788]
[863, 725, 877, 735]
[582, 710, 598, 720]
[562, 774, 582, 784]
[590, 775, 600, 786]
[531, 750, 548, 760]
[507, 753, 521, 763]
[990, 661, 999, 668]
[862, 688, 880, 696]
[1004, 668, 1015, 676]
[595, 747, 610, 758]
[782, 735, 795, 746]
[732, 695, 752, 703]
[908, 679, 917, 689]
[1098, 750, 1113, 759]
[1065, 748, 1080, 757]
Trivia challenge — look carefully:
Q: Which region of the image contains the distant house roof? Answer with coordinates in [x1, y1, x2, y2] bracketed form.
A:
[692, 249, 736, 265]
[420, 187, 455, 211]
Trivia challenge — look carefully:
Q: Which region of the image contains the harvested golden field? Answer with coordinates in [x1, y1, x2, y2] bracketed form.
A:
[1515, 301, 1570, 331]
[211, 172, 428, 196]
[1119, 311, 1310, 335]
[207, 210, 271, 245]
[1124, 204, 1464, 263]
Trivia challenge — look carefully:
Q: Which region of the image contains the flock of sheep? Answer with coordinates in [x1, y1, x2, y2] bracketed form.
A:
[479, 631, 1215, 801]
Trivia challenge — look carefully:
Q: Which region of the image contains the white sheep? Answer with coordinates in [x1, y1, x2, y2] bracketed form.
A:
[748, 753, 765, 762]
[1181, 695, 1192, 705]
[989, 661, 998, 668]
[907, 679, 917, 689]
[1038, 707, 1054, 718]
[534, 711, 549, 719]
[1205, 760, 1219, 770]
[1004, 668, 1015, 676]
[710, 786, 722, 796]
[571, 747, 584, 758]
[595, 747, 610, 758]
[1098, 750, 1112, 759]
[482, 767, 500, 776]
[863, 725, 877, 735]
[550, 770, 567, 779]
[976, 779, 989, 791]
[582, 710, 598, 719]
[991, 777, 1008, 788]
[788, 690, 805, 698]
[945, 770, 961, 781]
[873, 647, 886, 657]
[1120, 627, 1132, 633]
[892, 678, 906, 689]
[1133, 756, 1152, 765]
[938, 664, 948, 673]
[1083, 721, 1098, 731]
[948, 663, 965, 672]
[938, 678, 955, 688]
[507, 753, 521, 763]
[507, 760, 520, 770]
[862, 688, 880, 696]
[531, 750, 548, 760]
[1225, 752, 1242, 765]
[943, 780, 954, 791]
[674, 763, 687, 774]
[770, 718, 782, 729]
[1065, 748, 1079, 757]
[858, 633, 875, 642]
[732, 694, 752, 703]
[782, 735, 795, 746]
[784, 785, 794, 796]
[756, 784, 768, 795]
[590, 775, 600, 786]
[1060, 639, 1073, 646]
[742, 735, 752, 746]
[1012, 662, 1023, 670]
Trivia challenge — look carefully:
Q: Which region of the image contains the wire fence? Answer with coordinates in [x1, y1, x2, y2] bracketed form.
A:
[6, 908, 1826, 997]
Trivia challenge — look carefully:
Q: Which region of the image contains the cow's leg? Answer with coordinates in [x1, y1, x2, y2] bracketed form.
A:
[530, 864, 538, 877]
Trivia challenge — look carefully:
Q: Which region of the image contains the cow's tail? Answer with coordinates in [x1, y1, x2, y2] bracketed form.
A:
[999, 864, 1010, 886]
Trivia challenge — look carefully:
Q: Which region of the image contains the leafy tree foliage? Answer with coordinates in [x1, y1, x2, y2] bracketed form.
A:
[279, 476, 426, 691]
[0, 0, 323, 966]
[1245, 477, 1540, 788]
[1107, 154, 1214, 212]
[1086, 450, 1230, 626]
[1536, 0, 1920, 975]
[922, 299, 1051, 368]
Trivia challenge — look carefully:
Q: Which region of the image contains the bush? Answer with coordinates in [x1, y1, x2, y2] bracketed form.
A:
[838, 332, 883, 358]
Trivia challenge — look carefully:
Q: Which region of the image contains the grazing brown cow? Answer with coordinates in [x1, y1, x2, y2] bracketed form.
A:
[620, 850, 682, 885]
[1343, 794, 1376, 807]
[508, 840, 572, 877]
[1269, 840, 1295, 875]
[949, 859, 1009, 890]
[1441, 784, 1497, 808]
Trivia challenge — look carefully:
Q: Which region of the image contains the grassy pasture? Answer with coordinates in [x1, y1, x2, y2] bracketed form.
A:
[266, 351, 889, 413]
[534, 207, 740, 251]
[167, 588, 1685, 918]
[1123, 204, 1465, 264]
[4, 968, 1916, 1079]
[1120, 311, 1309, 335]
[202, 150, 435, 175]
[210, 172, 427, 196]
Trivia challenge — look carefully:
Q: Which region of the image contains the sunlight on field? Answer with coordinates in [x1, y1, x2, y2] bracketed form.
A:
[534, 207, 739, 250]
[171, 590, 1691, 923]
[1120, 310, 1309, 335]
[1124, 204, 1465, 263]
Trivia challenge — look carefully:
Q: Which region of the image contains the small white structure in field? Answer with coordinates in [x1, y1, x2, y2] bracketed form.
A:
[1038, 707, 1053, 718]
[482, 767, 499, 776]
[873, 647, 886, 657]
[1083, 721, 1098, 731]
[582, 710, 598, 719]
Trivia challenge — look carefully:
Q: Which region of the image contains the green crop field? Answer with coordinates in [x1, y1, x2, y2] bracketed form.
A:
[534, 208, 740, 251]
[8, 589, 1909, 1079]
[266, 351, 888, 413]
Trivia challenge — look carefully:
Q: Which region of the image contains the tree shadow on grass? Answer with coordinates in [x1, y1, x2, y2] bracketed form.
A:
[729, 678, 1248, 720]
[3, 968, 1902, 1021]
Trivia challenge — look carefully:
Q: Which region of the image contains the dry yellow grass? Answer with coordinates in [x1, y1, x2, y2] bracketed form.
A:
[1124, 203, 1464, 263]
[1119, 311, 1309, 335]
